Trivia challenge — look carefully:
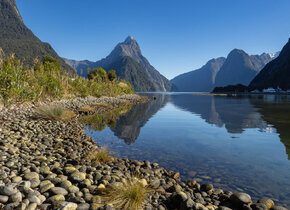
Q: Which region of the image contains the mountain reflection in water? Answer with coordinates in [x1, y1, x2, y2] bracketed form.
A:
[85, 93, 290, 207]
[109, 93, 290, 158]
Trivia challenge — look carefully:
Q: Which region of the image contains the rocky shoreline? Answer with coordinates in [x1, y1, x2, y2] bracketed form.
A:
[0, 94, 287, 210]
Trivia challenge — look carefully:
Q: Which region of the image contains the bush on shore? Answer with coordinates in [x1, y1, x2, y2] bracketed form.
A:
[0, 55, 134, 106]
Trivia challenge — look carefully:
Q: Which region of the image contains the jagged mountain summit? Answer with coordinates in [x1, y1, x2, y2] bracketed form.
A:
[250, 38, 290, 90]
[172, 49, 276, 92]
[64, 36, 175, 91]
[0, 0, 75, 74]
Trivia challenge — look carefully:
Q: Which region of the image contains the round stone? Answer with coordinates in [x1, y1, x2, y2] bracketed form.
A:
[257, 198, 274, 209]
[201, 183, 213, 192]
[59, 202, 78, 210]
[48, 194, 65, 203]
[139, 179, 147, 187]
[0, 185, 17, 196]
[26, 203, 38, 210]
[70, 171, 86, 182]
[0, 195, 9, 203]
[28, 195, 41, 205]
[61, 180, 72, 190]
[40, 183, 55, 193]
[24, 172, 39, 180]
[10, 191, 22, 203]
[230, 192, 252, 205]
[12, 176, 22, 183]
[68, 185, 79, 193]
[251, 203, 267, 210]
[50, 187, 68, 195]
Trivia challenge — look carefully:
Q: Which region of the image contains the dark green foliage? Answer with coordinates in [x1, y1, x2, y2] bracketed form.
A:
[108, 70, 117, 82]
[0, 0, 76, 75]
[88, 68, 107, 82]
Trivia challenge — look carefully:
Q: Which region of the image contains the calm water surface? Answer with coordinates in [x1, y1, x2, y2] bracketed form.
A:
[85, 93, 290, 207]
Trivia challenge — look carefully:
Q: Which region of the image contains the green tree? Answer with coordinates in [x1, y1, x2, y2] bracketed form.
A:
[88, 68, 107, 82]
[108, 70, 117, 82]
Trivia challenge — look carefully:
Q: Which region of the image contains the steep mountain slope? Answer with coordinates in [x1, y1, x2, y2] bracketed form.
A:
[171, 57, 226, 92]
[214, 49, 273, 87]
[64, 36, 175, 91]
[103, 56, 156, 91]
[249, 39, 290, 90]
[0, 0, 75, 74]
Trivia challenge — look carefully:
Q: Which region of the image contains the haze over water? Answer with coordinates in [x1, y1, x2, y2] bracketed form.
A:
[85, 93, 290, 208]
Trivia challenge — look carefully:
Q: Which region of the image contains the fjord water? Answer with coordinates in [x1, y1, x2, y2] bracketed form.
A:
[85, 93, 290, 207]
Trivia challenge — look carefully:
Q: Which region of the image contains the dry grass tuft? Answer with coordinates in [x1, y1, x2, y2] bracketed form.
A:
[86, 147, 112, 164]
[78, 105, 95, 113]
[92, 102, 111, 108]
[103, 177, 151, 210]
[34, 105, 76, 121]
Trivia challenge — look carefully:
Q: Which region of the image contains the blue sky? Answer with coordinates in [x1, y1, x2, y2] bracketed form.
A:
[16, 0, 290, 79]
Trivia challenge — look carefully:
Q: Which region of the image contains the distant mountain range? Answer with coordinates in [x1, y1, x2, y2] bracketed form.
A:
[171, 57, 226, 92]
[171, 50, 279, 92]
[64, 36, 175, 92]
[0, 0, 75, 75]
[250, 38, 290, 90]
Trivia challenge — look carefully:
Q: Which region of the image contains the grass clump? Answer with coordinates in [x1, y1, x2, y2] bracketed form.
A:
[103, 177, 151, 210]
[86, 148, 112, 164]
[78, 105, 95, 113]
[34, 105, 76, 121]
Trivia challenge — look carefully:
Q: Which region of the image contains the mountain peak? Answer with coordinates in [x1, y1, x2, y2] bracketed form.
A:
[228, 49, 247, 56]
[124, 36, 135, 43]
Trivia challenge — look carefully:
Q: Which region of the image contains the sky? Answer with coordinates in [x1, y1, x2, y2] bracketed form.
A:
[16, 0, 290, 79]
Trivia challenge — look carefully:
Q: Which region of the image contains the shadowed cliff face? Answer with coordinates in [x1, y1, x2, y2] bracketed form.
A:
[250, 95, 290, 159]
[111, 94, 169, 144]
[250, 38, 290, 90]
[0, 0, 75, 74]
[171, 94, 267, 134]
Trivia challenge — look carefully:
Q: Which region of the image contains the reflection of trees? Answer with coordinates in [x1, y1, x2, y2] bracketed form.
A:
[111, 94, 169, 145]
[80, 107, 131, 131]
[171, 94, 267, 134]
[249, 95, 290, 159]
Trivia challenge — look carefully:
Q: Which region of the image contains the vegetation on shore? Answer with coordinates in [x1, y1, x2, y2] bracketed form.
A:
[103, 177, 151, 210]
[34, 105, 76, 121]
[86, 147, 112, 164]
[0, 55, 134, 106]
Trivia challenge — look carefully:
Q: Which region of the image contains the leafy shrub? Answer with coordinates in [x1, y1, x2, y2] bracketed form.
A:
[108, 70, 117, 81]
[88, 67, 107, 82]
[0, 54, 32, 106]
